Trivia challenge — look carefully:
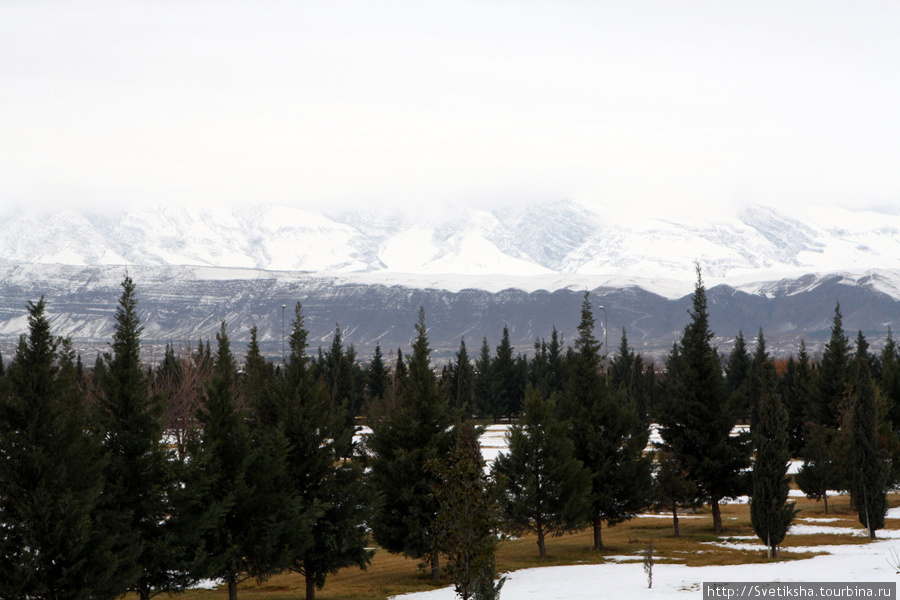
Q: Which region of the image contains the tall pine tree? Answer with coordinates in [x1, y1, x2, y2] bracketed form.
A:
[657, 268, 751, 532]
[0, 298, 125, 599]
[97, 276, 186, 599]
[367, 307, 457, 579]
[560, 292, 651, 550]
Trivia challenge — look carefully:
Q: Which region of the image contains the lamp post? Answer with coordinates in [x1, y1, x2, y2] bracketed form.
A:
[597, 304, 608, 374]
[281, 304, 287, 366]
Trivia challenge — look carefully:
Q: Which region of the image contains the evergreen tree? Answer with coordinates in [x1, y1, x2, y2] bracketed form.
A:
[560, 292, 651, 550]
[278, 302, 374, 600]
[474, 337, 495, 418]
[431, 421, 505, 600]
[493, 387, 590, 558]
[651, 451, 699, 538]
[809, 303, 852, 429]
[747, 329, 770, 432]
[750, 362, 797, 558]
[453, 338, 476, 415]
[493, 325, 521, 418]
[656, 268, 751, 532]
[0, 298, 124, 599]
[366, 343, 389, 406]
[794, 422, 841, 515]
[881, 329, 900, 430]
[187, 322, 296, 600]
[609, 328, 637, 391]
[780, 340, 813, 457]
[850, 334, 889, 539]
[367, 308, 457, 580]
[724, 330, 752, 421]
[96, 276, 188, 599]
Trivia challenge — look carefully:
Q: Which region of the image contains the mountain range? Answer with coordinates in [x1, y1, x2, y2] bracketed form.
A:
[1, 201, 899, 361]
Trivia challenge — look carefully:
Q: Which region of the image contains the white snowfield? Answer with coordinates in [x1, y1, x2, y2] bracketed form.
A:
[395, 509, 900, 600]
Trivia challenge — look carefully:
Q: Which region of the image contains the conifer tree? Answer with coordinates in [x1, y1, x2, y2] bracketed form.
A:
[493, 387, 590, 558]
[474, 337, 495, 418]
[97, 276, 188, 599]
[657, 268, 751, 532]
[750, 362, 797, 558]
[368, 308, 457, 579]
[747, 329, 770, 433]
[880, 329, 900, 430]
[809, 303, 852, 429]
[366, 343, 389, 405]
[0, 298, 124, 599]
[187, 322, 296, 600]
[651, 451, 698, 538]
[493, 325, 521, 417]
[431, 420, 505, 600]
[452, 338, 476, 415]
[278, 303, 374, 600]
[850, 333, 889, 539]
[779, 340, 813, 456]
[560, 292, 651, 550]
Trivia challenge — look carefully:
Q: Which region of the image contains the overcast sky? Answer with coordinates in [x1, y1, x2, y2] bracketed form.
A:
[2, 1, 899, 219]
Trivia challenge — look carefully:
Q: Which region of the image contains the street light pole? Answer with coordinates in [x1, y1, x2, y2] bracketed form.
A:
[281, 304, 287, 366]
[597, 304, 608, 374]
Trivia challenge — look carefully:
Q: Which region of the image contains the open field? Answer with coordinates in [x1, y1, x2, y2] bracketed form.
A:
[159, 491, 900, 600]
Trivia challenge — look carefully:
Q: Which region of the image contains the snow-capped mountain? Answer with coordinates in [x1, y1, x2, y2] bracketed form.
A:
[3, 201, 900, 301]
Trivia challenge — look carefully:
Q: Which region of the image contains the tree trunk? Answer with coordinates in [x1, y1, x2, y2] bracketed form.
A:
[592, 515, 604, 551]
[823, 493, 829, 515]
[227, 574, 238, 600]
[711, 498, 723, 533]
[537, 528, 547, 559]
[671, 501, 680, 538]
[306, 571, 316, 600]
[138, 585, 151, 600]
[431, 552, 441, 581]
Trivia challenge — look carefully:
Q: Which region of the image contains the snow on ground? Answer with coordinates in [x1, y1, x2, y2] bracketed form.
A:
[394, 514, 900, 600]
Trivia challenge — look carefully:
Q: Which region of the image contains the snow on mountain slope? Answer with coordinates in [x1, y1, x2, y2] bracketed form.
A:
[3, 201, 900, 299]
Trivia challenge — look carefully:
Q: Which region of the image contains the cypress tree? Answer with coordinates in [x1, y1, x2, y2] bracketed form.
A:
[780, 340, 813, 457]
[750, 362, 797, 558]
[657, 267, 751, 532]
[368, 307, 456, 580]
[560, 292, 651, 551]
[493, 387, 590, 558]
[493, 325, 520, 418]
[850, 334, 889, 539]
[0, 298, 124, 599]
[97, 276, 188, 599]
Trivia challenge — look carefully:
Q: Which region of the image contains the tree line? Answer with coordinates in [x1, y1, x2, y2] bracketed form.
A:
[1, 270, 897, 599]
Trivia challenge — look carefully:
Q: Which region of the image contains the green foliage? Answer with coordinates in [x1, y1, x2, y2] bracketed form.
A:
[651, 450, 699, 538]
[750, 362, 797, 557]
[97, 276, 189, 599]
[186, 321, 299, 599]
[431, 421, 505, 600]
[560, 292, 651, 550]
[0, 298, 124, 599]
[493, 387, 591, 559]
[367, 308, 457, 577]
[657, 268, 751, 532]
[850, 337, 889, 539]
[779, 341, 814, 457]
[810, 303, 852, 429]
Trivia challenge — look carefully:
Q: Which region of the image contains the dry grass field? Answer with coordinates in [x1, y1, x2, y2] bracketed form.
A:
[157, 492, 898, 600]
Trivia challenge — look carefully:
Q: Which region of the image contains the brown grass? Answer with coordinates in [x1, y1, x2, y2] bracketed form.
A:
[148, 492, 898, 600]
